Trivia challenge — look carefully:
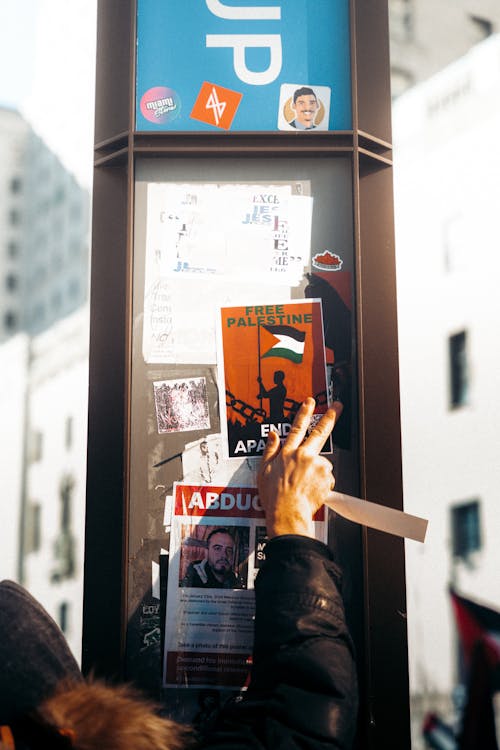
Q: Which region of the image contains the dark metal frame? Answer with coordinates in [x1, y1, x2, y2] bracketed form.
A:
[83, 1, 409, 746]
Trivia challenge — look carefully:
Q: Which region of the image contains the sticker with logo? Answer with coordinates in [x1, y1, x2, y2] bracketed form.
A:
[140, 86, 181, 125]
[312, 251, 343, 271]
[190, 81, 243, 130]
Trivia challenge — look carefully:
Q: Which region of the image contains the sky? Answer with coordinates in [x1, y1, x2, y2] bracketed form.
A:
[0, 0, 97, 189]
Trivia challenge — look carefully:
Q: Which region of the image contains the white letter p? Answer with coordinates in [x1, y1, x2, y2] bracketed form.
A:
[206, 34, 282, 85]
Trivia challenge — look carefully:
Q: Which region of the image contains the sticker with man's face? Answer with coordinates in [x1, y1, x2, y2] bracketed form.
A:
[277, 83, 332, 131]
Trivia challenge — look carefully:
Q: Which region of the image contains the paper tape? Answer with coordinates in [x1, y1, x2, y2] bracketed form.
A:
[325, 492, 428, 543]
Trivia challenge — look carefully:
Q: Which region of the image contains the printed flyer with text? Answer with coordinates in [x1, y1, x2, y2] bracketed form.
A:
[142, 181, 312, 364]
[218, 299, 330, 458]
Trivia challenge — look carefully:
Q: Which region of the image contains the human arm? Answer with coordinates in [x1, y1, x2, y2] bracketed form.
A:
[201, 399, 358, 749]
[257, 397, 341, 538]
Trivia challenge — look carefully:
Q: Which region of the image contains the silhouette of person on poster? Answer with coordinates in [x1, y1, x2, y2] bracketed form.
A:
[257, 371, 287, 421]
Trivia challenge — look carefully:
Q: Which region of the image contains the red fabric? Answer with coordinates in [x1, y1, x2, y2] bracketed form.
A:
[450, 590, 500, 669]
[458, 642, 499, 750]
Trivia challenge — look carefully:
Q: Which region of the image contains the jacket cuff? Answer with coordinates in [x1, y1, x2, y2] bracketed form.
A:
[263, 533, 334, 562]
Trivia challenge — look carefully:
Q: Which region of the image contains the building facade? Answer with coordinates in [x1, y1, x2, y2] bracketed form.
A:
[392, 33, 500, 745]
[18, 307, 89, 661]
[389, 0, 500, 96]
[0, 109, 30, 340]
[0, 106, 89, 343]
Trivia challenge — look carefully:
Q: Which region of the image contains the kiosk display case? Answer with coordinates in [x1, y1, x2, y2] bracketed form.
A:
[84, 2, 409, 746]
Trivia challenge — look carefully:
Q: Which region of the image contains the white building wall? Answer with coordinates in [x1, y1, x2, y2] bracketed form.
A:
[0, 334, 29, 581]
[23, 306, 89, 662]
[393, 33, 500, 736]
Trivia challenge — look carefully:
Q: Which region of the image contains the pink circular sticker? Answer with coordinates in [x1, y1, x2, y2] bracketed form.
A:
[140, 86, 180, 125]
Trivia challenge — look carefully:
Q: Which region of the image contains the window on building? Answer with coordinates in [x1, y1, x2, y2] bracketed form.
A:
[58, 601, 70, 634]
[51, 291, 62, 311]
[65, 416, 73, 449]
[449, 331, 469, 408]
[51, 476, 76, 582]
[451, 500, 481, 560]
[9, 176, 22, 194]
[390, 0, 414, 42]
[9, 208, 21, 226]
[68, 279, 80, 299]
[29, 430, 43, 463]
[53, 185, 65, 204]
[60, 476, 73, 533]
[5, 273, 18, 292]
[7, 241, 19, 258]
[31, 303, 46, 326]
[25, 503, 42, 554]
[3, 310, 17, 331]
[469, 15, 493, 41]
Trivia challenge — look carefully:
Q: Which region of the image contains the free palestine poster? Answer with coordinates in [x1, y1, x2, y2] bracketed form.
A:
[218, 300, 330, 458]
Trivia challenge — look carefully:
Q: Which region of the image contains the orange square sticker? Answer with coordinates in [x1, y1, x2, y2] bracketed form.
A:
[190, 82, 243, 130]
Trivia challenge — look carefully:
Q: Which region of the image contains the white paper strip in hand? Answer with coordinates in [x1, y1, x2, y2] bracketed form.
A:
[325, 492, 428, 543]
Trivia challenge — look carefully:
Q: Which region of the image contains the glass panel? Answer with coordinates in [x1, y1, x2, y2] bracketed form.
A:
[127, 156, 362, 717]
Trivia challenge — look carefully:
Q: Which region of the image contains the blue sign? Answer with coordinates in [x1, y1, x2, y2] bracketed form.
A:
[136, 0, 352, 132]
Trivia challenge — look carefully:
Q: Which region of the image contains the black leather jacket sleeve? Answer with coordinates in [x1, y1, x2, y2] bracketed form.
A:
[201, 535, 358, 749]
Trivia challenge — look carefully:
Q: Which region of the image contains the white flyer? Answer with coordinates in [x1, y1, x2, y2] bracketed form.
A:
[145, 182, 311, 282]
[142, 182, 313, 364]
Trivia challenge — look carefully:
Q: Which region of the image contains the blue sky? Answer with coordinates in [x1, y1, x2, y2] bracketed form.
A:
[0, 0, 97, 188]
[0, 1, 39, 110]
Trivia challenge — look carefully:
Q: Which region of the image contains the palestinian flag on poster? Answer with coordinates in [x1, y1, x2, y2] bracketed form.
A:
[450, 587, 500, 679]
[261, 324, 306, 364]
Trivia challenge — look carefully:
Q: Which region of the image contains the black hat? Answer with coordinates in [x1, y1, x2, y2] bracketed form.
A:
[0, 580, 82, 724]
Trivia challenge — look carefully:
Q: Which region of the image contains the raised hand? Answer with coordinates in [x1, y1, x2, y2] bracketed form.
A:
[257, 397, 342, 538]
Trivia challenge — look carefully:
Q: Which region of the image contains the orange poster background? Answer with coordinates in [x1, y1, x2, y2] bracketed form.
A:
[220, 300, 327, 426]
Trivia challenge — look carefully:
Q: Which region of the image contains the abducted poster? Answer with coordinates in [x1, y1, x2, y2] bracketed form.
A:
[217, 299, 330, 458]
[163, 482, 327, 689]
[136, 0, 351, 132]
